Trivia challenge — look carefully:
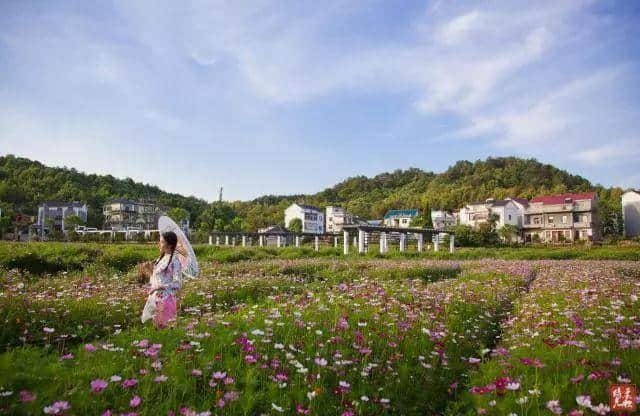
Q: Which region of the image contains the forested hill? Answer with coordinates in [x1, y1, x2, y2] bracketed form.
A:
[0, 154, 624, 234]
[0, 155, 209, 227]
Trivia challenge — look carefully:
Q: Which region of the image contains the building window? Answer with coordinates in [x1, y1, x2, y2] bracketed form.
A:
[508, 214, 512, 220]
[562, 216, 566, 223]
[402, 219, 408, 224]
[548, 216, 554, 224]
[533, 217, 541, 225]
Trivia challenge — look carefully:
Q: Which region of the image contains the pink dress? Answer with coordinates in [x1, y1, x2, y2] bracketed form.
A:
[141, 254, 183, 327]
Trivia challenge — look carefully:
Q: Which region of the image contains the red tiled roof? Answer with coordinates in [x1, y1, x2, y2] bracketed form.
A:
[530, 192, 597, 205]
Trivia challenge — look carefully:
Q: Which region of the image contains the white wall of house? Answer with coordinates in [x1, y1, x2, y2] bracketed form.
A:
[326, 206, 352, 233]
[459, 200, 523, 229]
[622, 190, 640, 238]
[285, 204, 324, 234]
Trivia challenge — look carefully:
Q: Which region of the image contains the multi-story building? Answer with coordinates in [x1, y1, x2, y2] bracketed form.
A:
[383, 209, 419, 228]
[103, 199, 162, 231]
[325, 206, 354, 233]
[522, 193, 599, 242]
[35, 201, 88, 235]
[284, 203, 324, 234]
[431, 210, 457, 231]
[458, 198, 525, 229]
[622, 190, 640, 238]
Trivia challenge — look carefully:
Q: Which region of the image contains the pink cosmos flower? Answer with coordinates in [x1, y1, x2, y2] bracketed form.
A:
[137, 340, 149, 348]
[102, 410, 111, 416]
[121, 379, 138, 388]
[546, 400, 562, 415]
[212, 371, 226, 379]
[130, 395, 142, 408]
[59, 353, 74, 360]
[43, 327, 55, 334]
[154, 375, 168, 383]
[223, 376, 235, 385]
[296, 404, 311, 414]
[84, 344, 97, 352]
[151, 361, 162, 371]
[191, 369, 202, 377]
[575, 395, 591, 408]
[91, 379, 109, 393]
[19, 390, 36, 403]
[43, 401, 71, 414]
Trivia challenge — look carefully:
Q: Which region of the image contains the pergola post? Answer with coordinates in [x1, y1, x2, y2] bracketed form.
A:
[380, 232, 387, 254]
[358, 229, 365, 254]
[216, 235, 220, 246]
[232, 237, 236, 247]
[353, 236, 357, 247]
[417, 234, 423, 252]
[334, 236, 338, 248]
[208, 235, 213, 245]
[449, 235, 455, 253]
[343, 231, 349, 255]
[277, 235, 282, 248]
[295, 236, 300, 247]
[399, 233, 406, 252]
[242, 235, 246, 247]
[259, 235, 264, 247]
[314, 235, 319, 251]
[225, 235, 229, 246]
[434, 234, 440, 252]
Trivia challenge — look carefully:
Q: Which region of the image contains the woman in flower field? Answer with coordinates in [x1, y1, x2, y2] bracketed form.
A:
[141, 231, 183, 328]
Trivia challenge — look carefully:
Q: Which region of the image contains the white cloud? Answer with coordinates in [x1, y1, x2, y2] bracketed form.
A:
[573, 141, 640, 164]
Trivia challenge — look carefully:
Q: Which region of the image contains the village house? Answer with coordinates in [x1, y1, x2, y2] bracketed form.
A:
[383, 209, 419, 228]
[284, 203, 324, 234]
[325, 206, 354, 233]
[103, 199, 162, 231]
[622, 189, 640, 238]
[431, 210, 457, 231]
[458, 198, 526, 229]
[522, 192, 600, 243]
[34, 201, 88, 235]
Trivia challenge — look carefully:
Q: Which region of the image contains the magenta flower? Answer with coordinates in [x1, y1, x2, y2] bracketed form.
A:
[191, 369, 203, 377]
[59, 353, 74, 360]
[223, 376, 235, 385]
[84, 343, 97, 352]
[19, 390, 36, 403]
[43, 401, 71, 414]
[296, 404, 311, 414]
[130, 395, 142, 408]
[212, 371, 226, 379]
[154, 375, 168, 383]
[91, 379, 109, 393]
[121, 379, 138, 388]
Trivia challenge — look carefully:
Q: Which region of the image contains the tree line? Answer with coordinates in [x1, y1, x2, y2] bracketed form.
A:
[0, 155, 626, 239]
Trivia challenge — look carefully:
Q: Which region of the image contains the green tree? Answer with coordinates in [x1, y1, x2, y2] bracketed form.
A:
[63, 214, 85, 231]
[287, 218, 302, 232]
[498, 224, 519, 243]
[167, 207, 189, 224]
[197, 202, 236, 232]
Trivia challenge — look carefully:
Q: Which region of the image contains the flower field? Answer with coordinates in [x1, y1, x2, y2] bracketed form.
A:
[0, 254, 639, 415]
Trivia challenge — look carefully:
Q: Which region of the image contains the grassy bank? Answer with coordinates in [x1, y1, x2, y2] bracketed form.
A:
[0, 241, 639, 275]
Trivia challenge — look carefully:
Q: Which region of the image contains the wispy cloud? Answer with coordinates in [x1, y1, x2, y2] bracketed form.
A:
[0, 0, 639, 198]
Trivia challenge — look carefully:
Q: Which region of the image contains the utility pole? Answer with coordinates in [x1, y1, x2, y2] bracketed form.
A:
[218, 186, 223, 203]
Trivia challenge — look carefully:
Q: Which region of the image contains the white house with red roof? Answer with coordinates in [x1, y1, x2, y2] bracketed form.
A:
[523, 192, 599, 243]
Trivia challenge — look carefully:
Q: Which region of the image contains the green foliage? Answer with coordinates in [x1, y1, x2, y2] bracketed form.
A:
[497, 224, 519, 243]
[166, 207, 189, 224]
[0, 155, 627, 237]
[62, 214, 85, 231]
[287, 218, 302, 232]
[0, 154, 208, 228]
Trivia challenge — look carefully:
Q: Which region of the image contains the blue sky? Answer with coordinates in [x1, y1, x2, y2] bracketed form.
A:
[1, 0, 639, 201]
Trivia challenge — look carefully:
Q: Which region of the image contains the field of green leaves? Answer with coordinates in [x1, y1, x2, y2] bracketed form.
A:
[0, 242, 639, 415]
